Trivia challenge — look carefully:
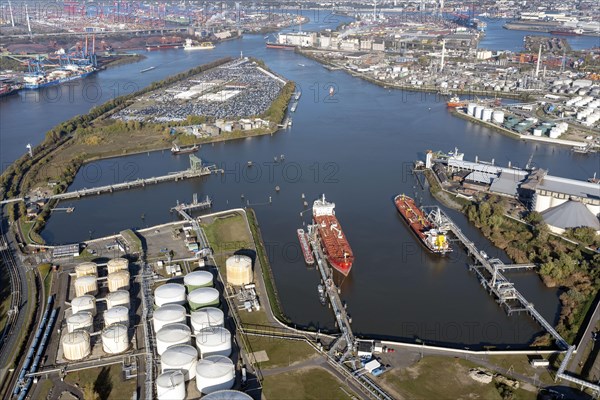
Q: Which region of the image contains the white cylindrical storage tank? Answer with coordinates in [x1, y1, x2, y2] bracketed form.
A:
[225, 255, 253, 286]
[67, 311, 94, 333]
[107, 271, 130, 292]
[155, 283, 186, 307]
[156, 323, 192, 355]
[161, 344, 198, 381]
[104, 305, 129, 327]
[202, 391, 252, 400]
[492, 110, 505, 124]
[101, 323, 129, 354]
[75, 262, 98, 278]
[184, 270, 213, 290]
[156, 370, 186, 400]
[71, 295, 97, 316]
[195, 327, 232, 358]
[74, 275, 98, 297]
[467, 103, 476, 116]
[532, 128, 543, 137]
[191, 307, 225, 333]
[62, 330, 91, 361]
[188, 287, 220, 311]
[474, 106, 484, 119]
[106, 290, 130, 310]
[482, 108, 493, 121]
[153, 304, 187, 332]
[195, 355, 235, 394]
[107, 258, 129, 274]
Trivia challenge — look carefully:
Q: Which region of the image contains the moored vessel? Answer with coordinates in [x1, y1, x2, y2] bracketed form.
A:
[313, 195, 354, 275]
[183, 39, 215, 50]
[394, 194, 451, 254]
[171, 143, 199, 155]
[297, 229, 314, 265]
[446, 95, 467, 107]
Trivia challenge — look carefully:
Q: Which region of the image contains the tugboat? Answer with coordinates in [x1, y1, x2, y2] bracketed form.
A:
[171, 143, 199, 155]
[317, 284, 326, 305]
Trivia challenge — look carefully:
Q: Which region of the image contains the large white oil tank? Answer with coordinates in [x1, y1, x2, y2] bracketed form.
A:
[155, 283, 186, 307]
[153, 304, 187, 332]
[184, 270, 213, 290]
[74, 275, 98, 297]
[225, 255, 253, 286]
[107, 271, 130, 292]
[195, 327, 232, 358]
[104, 306, 129, 327]
[101, 323, 129, 354]
[474, 105, 484, 120]
[195, 355, 235, 394]
[106, 290, 130, 310]
[467, 103, 477, 116]
[532, 128, 543, 137]
[156, 323, 192, 355]
[188, 287, 220, 311]
[75, 262, 98, 278]
[67, 311, 94, 333]
[107, 258, 129, 274]
[156, 370, 186, 400]
[202, 391, 252, 400]
[161, 344, 198, 381]
[71, 295, 97, 316]
[492, 110, 505, 124]
[482, 108, 493, 122]
[191, 307, 225, 334]
[62, 330, 91, 361]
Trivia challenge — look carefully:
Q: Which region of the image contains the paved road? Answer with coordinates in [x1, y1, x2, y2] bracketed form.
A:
[569, 299, 600, 373]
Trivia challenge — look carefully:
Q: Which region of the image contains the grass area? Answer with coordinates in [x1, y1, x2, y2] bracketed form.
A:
[381, 356, 537, 400]
[19, 219, 44, 245]
[201, 212, 252, 254]
[65, 364, 136, 400]
[485, 355, 554, 385]
[36, 378, 54, 399]
[38, 263, 53, 300]
[0, 259, 11, 333]
[120, 229, 142, 254]
[262, 367, 356, 399]
[245, 335, 318, 369]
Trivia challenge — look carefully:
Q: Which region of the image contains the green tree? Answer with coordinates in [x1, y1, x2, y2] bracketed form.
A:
[82, 383, 100, 400]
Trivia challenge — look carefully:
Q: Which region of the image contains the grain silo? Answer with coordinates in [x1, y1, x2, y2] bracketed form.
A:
[202, 391, 252, 400]
[71, 295, 97, 316]
[154, 283, 186, 307]
[188, 287, 220, 311]
[104, 306, 129, 327]
[75, 262, 98, 278]
[66, 311, 94, 333]
[107, 271, 130, 292]
[195, 355, 235, 394]
[225, 255, 252, 286]
[101, 323, 129, 354]
[195, 327, 232, 358]
[190, 307, 224, 334]
[184, 270, 213, 291]
[106, 290, 130, 310]
[107, 258, 129, 274]
[62, 330, 91, 361]
[153, 304, 187, 332]
[156, 323, 192, 355]
[156, 370, 186, 400]
[161, 344, 198, 381]
[74, 275, 98, 297]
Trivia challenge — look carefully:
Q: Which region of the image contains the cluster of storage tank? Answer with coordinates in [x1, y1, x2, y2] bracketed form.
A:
[62, 259, 132, 361]
[154, 267, 245, 399]
[548, 122, 569, 139]
[551, 79, 599, 96]
[466, 103, 505, 124]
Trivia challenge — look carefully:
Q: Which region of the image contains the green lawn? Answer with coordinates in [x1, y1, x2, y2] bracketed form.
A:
[245, 335, 318, 369]
[65, 364, 136, 400]
[485, 355, 554, 385]
[262, 367, 356, 400]
[201, 212, 252, 253]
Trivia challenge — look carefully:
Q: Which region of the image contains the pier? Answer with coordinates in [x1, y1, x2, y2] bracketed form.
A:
[171, 193, 212, 213]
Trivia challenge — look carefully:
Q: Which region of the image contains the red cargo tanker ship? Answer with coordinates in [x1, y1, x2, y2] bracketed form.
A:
[313, 195, 354, 275]
[394, 194, 451, 254]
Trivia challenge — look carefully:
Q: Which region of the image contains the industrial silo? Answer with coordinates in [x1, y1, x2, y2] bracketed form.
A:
[195, 327, 232, 358]
[107, 258, 129, 274]
[188, 287, 220, 311]
[106, 290, 130, 310]
[202, 391, 252, 400]
[62, 331, 91, 361]
[184, 270, 213, 291]
[156, 370, 186, 400]
[156, 323, 192, 355]
[71, 295, 97, 316]
[66, 311, 94, 333]
[191, 307, 224, 334]
[155, 283, 186, 307]
[195, 355, 235, 394]
[74, 275, 98, 297]
[474, 105, 484, 120]
[101, 323, 129, 354]
[161, 344, 198, 381]
[482, 108, 493, 122]
[104, 306, 129, 327]
[492, 110, 505, 124]
[153, 304, 187, 332]
[467, 103, 477, 116]
[107, 271, 130, 292]
[225, 255, 252, 286]
[75, 262, 98, 278]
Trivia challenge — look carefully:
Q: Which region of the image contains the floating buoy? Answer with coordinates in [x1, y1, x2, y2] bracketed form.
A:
[275, 186, 280, 192]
